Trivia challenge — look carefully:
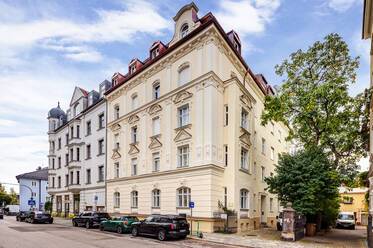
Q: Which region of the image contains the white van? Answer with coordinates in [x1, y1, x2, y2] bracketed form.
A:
[336, 212, 356, 229]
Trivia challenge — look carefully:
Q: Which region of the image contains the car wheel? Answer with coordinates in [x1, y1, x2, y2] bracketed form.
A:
[99, 225, 104, 231]
[117, 226, 123, 234]
[16, 217, 19, 221]
[132, 227, 138, 237]
[157, 229, 166, 241]
[49, 219, 53, 224]
[85, 221, 91, 229]
[352, 225, 355, 230]
[73, 221, 78, 227]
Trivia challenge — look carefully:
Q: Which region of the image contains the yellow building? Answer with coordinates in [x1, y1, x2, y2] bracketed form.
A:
[104, 3, 289, 233]
[339, 186, 368, 225]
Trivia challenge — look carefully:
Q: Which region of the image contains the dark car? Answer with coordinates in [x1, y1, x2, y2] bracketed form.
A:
[0, 208, 3, 220]
[72, 211, 111, 229]
[100, 216, 139, 234]
[16, 211, 30, 222]
[131, 215, 190, 241]
[25, 211, 53, 224]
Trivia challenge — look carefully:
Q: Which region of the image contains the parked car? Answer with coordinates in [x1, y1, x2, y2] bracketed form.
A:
[336, 212, 356, 229]
[276, 212, 283, 231]
[16, 211, 30, 222]
[100, 216, 139, 234]
[0, 208, 3, 219]
[72, 211, 111, 229]
[5, 205, 19, 216]
[25, 211, 53, 224]
[131, 215, 190, 241]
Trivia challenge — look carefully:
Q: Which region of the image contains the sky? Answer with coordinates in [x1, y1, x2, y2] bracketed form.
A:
[0, 0, 369, 192]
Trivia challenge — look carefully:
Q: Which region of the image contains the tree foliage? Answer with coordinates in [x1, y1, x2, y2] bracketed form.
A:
[265, 146, 340, 217]
[261, 33, 370, 173]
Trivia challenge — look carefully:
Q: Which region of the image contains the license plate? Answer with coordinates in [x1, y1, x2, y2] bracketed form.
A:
[180, 229, 186, 232]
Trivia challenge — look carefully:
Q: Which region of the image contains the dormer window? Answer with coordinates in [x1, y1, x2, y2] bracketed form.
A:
[130, 65, 136, 74]
[180, 23, 189, 38]
[151, 48, 159, 59]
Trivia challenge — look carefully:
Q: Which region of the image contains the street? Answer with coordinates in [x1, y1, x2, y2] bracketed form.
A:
[0, 216, 237, 248]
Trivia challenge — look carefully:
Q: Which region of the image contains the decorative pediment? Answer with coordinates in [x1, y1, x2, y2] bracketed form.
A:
[240, 95, 252, 109]
[148, 103, 162, 115]
[110, 123, 121, 131]
[174, 129, 192, 142]
[239, 128, 252, 146]
[111, 149, 121, 159]
[173, 90, 193, 104]
[128, 114, 139, 125]
[149, 136, 162, 149]
[128, 143, 140, 155]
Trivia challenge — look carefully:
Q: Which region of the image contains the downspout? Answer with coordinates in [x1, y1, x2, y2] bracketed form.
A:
[104, 98, 108, 212]
[39, 179, 41, 210]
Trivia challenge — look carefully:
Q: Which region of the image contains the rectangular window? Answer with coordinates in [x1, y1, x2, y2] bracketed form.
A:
[76, 171, 80, 185]
[98, 139, 104, 155]
[86, 144, 91, 159]
[86, 121, 91, 135]
[224, 145, 228, 167]
[70, 171, 73, 185]
[52, 158, 55, 169]
[70, 148, 73, 162]
[153, 83, 160, 99]
[240, 148, 248, 170]
[152, 117, 160, 136]
[86, 169, 91, 184]
[261, 138, 266, 155]
[131, 158, 137, 176]
[65, 153, 69, 166]
[58, 176, 61, 188]
[98, 166, 104, 182]
[153, 152, 160, 172]
[114, 134, 120, 150]
[270, 198, 273, 212]
[261, 166, 265, 182]
[241, 108, 248, 129]
[240, 190, 248, 209]
[98, 113, 105, 129]
[131, 191, 138, 208]
[178, 105, 189, 127]
[177, 145, 189, 168]
[224, 187, 227, 208]
[131, 95, 138, 110]
[224, 105, 228, 126]
[114, 105, 120, 120]
[270, 147, 274, 160]
[58, 157, 61, 168]
[254, 162, 257, 175]
[65, 174, 69, 186]
[58, 138, 61, 149]
[76, 147, 80, 161]
[70, 126, 74, 139]
[52, 177, 55, 188]
[77, 125, 80, 138]
[131, 126, 137, 143]
[114, 162, 120, 178]
[65, 133, 69, 145]
[152, 189, 160, 208]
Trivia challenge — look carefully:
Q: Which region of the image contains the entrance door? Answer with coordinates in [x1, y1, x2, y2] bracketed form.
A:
[73, 194, 80, 214]
[260, 195, 266, 224]
[64, 203, 70, 218]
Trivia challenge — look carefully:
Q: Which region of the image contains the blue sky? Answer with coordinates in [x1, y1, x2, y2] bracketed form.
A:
[0, 0, 368, 191]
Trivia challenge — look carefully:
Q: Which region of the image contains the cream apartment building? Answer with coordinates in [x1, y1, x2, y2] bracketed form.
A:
[47, 81, 111, 215]
[105, 3, 289, 233]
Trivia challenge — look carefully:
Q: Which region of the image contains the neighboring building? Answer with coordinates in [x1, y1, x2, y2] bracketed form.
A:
[339, 186, 368, 225]
[363, 0, 373, 218]
[47, 81, 111, 215]
[104, 3, 289, 233]
[16, 167, 49, 212]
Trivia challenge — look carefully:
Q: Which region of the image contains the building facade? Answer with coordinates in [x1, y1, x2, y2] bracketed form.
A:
[47, 81, 111, 215]
[104, 3, 289, 233]
[339, 186, 368, 225]
[16, 167, 49, 212]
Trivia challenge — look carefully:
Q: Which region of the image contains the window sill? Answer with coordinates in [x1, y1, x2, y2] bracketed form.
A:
[152, 207, 160, 209]
[131, 207, 138, 209]
[175, 124, 191, 131]
[176, 207, 190, 209]
[177, 165, 189, 169]
[85, 133, 91, 137]
[129, 142, 139, 146]
[240, 209, 249, 211]
[85, 157, 91, 160]
[239, 168, 251, 175]
[97, 127, 105, 131]
[97, 180, 104, 183]
[97, 153, 105, 157]
[86, 182, 91, 185]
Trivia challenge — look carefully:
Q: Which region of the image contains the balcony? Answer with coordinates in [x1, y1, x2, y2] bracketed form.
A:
[68, 184, 82, 193]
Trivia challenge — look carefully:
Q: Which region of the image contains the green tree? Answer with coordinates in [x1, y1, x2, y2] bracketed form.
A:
[44, 201, 52, 213]
[265, 147, 340, 223]
[261, 33, 370, 174]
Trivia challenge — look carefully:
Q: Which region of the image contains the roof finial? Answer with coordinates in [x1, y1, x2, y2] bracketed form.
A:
[57, 101, 60, 108]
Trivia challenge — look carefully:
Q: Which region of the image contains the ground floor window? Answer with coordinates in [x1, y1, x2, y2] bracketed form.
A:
[177, 187, 191, 208]
[114, 192, 120, 208]
[152, 189, 160, 208]
[240, 189, 249, 209]
[131, 191, 138, 208]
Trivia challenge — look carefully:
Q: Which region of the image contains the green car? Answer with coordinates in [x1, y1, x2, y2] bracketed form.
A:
[99, 216, 139, 234]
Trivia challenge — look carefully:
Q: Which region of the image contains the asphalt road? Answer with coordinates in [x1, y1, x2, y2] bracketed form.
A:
[0, 216, 238, 248]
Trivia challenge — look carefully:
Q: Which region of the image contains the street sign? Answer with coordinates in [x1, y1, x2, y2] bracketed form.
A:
[220, 213, 228, 220]
[189, 201, 194, 209]
[28, 199, 36, 206]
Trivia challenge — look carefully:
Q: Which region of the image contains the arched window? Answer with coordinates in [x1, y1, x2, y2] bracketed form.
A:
[131, 94, 138, 110]
[114, 105, 120, 120]
[240, 189, 249, 209]
[153, 81, 160, 100]
[177, 187, 191, 208]
[131, 191, 138, 208]
[180, 23, 189, 38]
[152, 189, 160, 208]
[114, 192, 120, 208]
[178, 64, 190, 86]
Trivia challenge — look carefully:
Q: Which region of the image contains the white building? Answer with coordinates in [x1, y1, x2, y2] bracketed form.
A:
[47, 81, 111, 215]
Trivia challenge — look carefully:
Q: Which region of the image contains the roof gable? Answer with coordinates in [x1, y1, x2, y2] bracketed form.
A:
[70, 87, 88, 106]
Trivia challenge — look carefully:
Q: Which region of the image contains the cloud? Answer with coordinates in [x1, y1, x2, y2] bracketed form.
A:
[327, 0, 360, 12]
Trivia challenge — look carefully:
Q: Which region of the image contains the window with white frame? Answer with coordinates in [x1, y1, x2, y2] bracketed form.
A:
[153, 152, 160, 172]
[240, 189, 249, 209]
[98, 166, 104, 182]
[240, 148, 248, 170]
[131, 94, 138, 110]
[131, 191, 138, 208]
[177, 187, 191, 208]
[152, 189, 160, 208]
[224, 105, 229, 126]
[177, 145, 189, 168]
[151, 48, 159, 59]
[114, 105, 120, 120]
[98, 113, 105, 129]
[130, 65, 136, 74]
[180, 23, 189, 38]
[114, 162, 120, 178]
[224, 145, 228, 166]
[178, 64, 190, 86]
[270, 147, 275, 160]
[114, 192, 120, 208]
[270, 198, 273, 212]
[131, 126, 137, 143]
[131, 158, 137, 176]
[178, 105, 189, 127]
[152, 117, 160, 136]
[241, 108, 248, 129]
[261, 166, 265, 181]
[153, 82, 160, 100]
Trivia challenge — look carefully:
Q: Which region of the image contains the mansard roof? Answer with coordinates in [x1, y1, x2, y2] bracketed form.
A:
[16, 167, 48, 181]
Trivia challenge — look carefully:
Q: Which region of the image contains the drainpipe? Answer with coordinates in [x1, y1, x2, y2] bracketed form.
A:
[39, 179, 41, 211]
[104, 98, 108, 212]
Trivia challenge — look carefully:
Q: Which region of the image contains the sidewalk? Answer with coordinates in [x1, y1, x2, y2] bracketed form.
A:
[53, 217, 73, 227]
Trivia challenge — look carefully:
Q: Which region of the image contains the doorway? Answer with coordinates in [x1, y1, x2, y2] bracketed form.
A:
[260, 195, 266, 224]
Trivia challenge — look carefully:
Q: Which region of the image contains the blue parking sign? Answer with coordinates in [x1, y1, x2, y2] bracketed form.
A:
[28, 199, 36, 206]
[189, 201, 194, 208]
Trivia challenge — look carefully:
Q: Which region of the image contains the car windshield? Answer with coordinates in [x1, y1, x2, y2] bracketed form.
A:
[338, 214, 354, 220]
[126, 216, 139, 222]
[173, 218, 187, 224]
